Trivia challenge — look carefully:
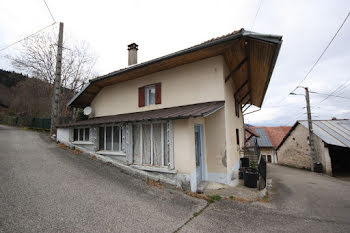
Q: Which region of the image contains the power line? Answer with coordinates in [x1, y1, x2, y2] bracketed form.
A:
[276, 10, 350, 105]
[251, 0, 263, 30]
[309, 91, 350, 100]
[43, 0, 56, 23]
[0, 22, 56, 52]
[292, 11, 350, 91]
[316, 77, 350, 104]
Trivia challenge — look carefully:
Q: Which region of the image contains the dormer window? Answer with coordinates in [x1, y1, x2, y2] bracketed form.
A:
[138, 83, 161, 107]
[145, 85, 156, 105]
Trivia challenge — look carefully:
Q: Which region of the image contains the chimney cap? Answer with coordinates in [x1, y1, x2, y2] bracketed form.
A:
[128, 43, 138, 50]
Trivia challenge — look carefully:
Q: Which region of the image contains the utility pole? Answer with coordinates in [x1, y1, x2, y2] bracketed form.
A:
[50, 22, 64, 135]
[304, 87, 316, 171]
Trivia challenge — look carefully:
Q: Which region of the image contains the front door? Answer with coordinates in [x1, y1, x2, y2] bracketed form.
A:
[195, 125, 203, 184]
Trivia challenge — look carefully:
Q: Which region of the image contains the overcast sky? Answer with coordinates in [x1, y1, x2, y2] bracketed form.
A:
[1, 0, 349, 126]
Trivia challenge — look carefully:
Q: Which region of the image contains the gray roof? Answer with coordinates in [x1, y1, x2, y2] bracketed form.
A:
[252, 128, 273, 148]
[299, 120, 350, 148]
[58, 101, 224, 128]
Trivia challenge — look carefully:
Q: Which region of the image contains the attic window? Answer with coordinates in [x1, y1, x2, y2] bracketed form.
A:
[139, 83, 161, 107]
[145, 85, 156, 105]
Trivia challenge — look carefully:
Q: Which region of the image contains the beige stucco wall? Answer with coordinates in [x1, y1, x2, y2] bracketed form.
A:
[204, 108, 227, 174]
[91, 56, 226, 117]
[277, 124, 328, 171]
[173, 60, 244, 181]
[173, 117, 206, 174]
[173, 119, 195, 174]
[90, 54, 244, 185]
[223, 63, 244, 178]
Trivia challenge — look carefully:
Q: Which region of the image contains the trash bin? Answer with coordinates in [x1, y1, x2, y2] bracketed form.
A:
[239, 158, 250, 179]
[244, 168, 258, 188]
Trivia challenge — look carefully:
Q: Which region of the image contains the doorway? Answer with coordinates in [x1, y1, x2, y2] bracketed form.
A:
[195, 124, 205, 185]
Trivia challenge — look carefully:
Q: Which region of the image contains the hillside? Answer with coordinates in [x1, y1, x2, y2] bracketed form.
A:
[0, 69, 75, 118]
[0, 69, 28, 109]
[0, 69, 28, 88]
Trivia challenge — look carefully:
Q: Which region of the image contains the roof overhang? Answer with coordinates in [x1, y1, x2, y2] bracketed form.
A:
[59, 101, 224, 128]
[68, 29, 282, 108]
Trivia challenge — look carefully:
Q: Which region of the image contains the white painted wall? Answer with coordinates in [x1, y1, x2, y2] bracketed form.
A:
[57, 128, 70, 143]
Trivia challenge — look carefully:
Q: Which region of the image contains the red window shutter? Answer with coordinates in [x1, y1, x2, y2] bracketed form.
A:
[155, 83, 161, 104]
[138, 86, 145, 107]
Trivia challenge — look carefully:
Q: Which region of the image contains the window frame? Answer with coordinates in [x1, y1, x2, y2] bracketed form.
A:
[134, 120, 169, 167]
[73, 127, 90, 142]
[144, 84, 156, 106]
[99, 123, 124, 152]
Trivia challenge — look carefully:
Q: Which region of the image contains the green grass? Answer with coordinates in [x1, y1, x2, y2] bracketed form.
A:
[208, 194, 222, 202]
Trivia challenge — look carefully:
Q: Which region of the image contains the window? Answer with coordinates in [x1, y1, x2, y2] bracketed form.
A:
[133, 122, 169, 167]
[138, 83, 161, 107]
[73, 128, 90, 142]
[145, 85, 156, 106]
[74, 129, 78, 141]
[235, 101, 240, 117]
[99, 125, 125, 152]
[236, 128, 240, 146]
[267, 155, 272, 163]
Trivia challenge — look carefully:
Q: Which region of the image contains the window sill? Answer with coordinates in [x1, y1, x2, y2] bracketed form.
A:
[130, 165, 177, 174]
[97, 150, 126, 156]
[72, 141, 94, 145]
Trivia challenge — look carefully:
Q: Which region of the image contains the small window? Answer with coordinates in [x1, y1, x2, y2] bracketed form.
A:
[73, 129, 78, 141]
[79, 128, 84, 141]
[139, 83, 161, 107]
[236, 128, 240, 146]
[145, 85, 156, 106]
[85, 128, 90, 141]
[267, 155, 272, 163]
[99, 127, 105, 149]
[73, 128, 90, 142]
[99, 125, 125, 152]
[106, 126, 112, 150]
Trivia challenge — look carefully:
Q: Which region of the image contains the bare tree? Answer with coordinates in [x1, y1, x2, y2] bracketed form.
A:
[7, 29, 97, 92]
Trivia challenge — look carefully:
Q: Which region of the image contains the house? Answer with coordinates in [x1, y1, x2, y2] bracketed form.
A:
[246, 126, 291, 163]
[57, 29, 282, 192]
[277, 119, 350, 177]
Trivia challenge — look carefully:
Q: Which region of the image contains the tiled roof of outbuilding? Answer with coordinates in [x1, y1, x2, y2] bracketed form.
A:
[248, 126, 291, 149]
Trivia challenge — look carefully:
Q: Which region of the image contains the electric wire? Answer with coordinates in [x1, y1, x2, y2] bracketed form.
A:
[251, 0, 263, 30]
[0, 22, 56, 52]
[276, 11, 350, 106]
[43, 0, 56, 23]
[309, 91, 350, 100]
[292, 11, 350, 92]
[316, 77, 350, 104]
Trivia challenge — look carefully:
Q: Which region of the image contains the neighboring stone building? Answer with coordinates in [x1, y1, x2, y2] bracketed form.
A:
[247, 126, 291, 163]
[277, 119, 350, 176]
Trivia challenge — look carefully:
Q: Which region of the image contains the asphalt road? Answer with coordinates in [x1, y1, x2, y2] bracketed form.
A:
[1, 125, 350, 233]
[0, 125, 206, 232]
[179, 165, 350, 233]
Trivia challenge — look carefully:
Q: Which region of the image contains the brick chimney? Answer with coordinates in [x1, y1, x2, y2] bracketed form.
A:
[128, 43, 138, 66]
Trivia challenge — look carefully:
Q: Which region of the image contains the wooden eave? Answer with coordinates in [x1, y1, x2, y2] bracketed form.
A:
[68, 29, 282, 108]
